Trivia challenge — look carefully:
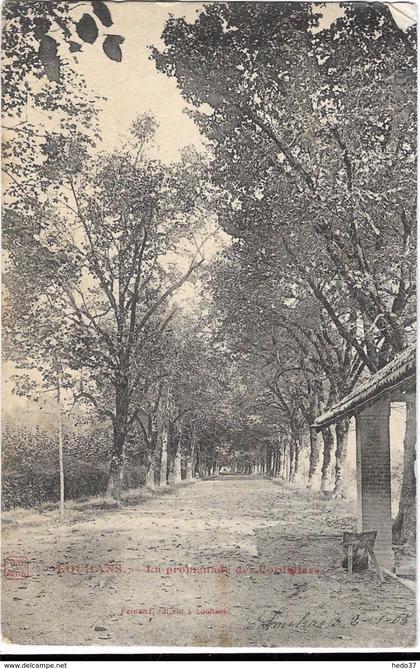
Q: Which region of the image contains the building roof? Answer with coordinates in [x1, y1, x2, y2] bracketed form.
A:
[314, 343, 416, 429]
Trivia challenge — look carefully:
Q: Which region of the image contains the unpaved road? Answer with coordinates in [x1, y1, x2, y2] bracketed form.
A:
[2, 477, 416, 648]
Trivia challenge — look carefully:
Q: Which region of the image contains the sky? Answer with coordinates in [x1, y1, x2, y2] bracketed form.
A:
[72, 1, 206, 161]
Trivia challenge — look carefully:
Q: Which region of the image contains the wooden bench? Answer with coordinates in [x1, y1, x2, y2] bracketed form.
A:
[343, 530, 384, 584]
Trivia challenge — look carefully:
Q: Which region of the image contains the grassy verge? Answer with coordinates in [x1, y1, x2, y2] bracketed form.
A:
[2, 479, 197, 529]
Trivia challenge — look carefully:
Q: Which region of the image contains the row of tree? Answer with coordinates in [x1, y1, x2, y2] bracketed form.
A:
[2, 2, 228, 503]
[153, 2, 416, 542]
[2, 3, 416, 544]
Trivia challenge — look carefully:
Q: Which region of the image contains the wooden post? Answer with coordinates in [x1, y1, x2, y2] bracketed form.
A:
[57, 378, 65, 518]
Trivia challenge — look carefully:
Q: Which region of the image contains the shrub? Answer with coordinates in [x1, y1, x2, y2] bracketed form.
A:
[2, 423, 146, 510]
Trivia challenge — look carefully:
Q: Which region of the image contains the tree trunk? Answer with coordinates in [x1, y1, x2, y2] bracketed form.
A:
[168, 423, 182, 485]
[288, 441, 295, 482]
[107, 380, 129, 499]
[145, 449, 155, 491]
[320, 425, 334, 492]
[145, 412, 158, 491]
[333, 417, 350, 498]
[185, 456, 193, 481]
[393, 399, 416, 546]
[306, 389, 320, 484]
[107, 455, 123, 499]
[271, 449, 277, 477]
[294, 440, 300, 479]
[268, 453, 272, 477]
[185, 425, 195, 481]
[308, 427, 321, 484]
[272, 449, 278, 477]
[195, 441, 201, 477]
[170, 447, 182, 484]
[276, 445, 283, 478]
[199, 456, 206, 478]
[283, 445, 289, 480]
[158, 424, 168, 487]
[107, 423, 125, 499]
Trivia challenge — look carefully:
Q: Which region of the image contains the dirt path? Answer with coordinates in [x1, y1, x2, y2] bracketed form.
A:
[2, 477, 416, 649]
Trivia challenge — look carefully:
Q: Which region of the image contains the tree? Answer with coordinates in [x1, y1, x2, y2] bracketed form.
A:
[3, 0, 124, 194]
[4, 115, 211, 499]
[154, 2, 416, 534]
[158, 310, 240, 484]
[154, 3, 416, 367]
[3, 2, 122, 376]
[207, 231, 366, 492]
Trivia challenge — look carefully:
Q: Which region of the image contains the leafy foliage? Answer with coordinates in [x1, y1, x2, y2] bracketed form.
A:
[3, 0, 123, 91]
[4, 114, 212, 495]
[153, 3, 416, 367]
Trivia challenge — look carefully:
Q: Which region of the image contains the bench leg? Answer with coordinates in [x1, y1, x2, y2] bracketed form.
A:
[368, 546, 384, 584]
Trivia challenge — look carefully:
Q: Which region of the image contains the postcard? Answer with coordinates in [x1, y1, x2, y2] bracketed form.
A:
[2, 0, 416, 653]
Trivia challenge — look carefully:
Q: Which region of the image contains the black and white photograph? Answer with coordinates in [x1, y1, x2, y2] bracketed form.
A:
[1, 0, 417, 652]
